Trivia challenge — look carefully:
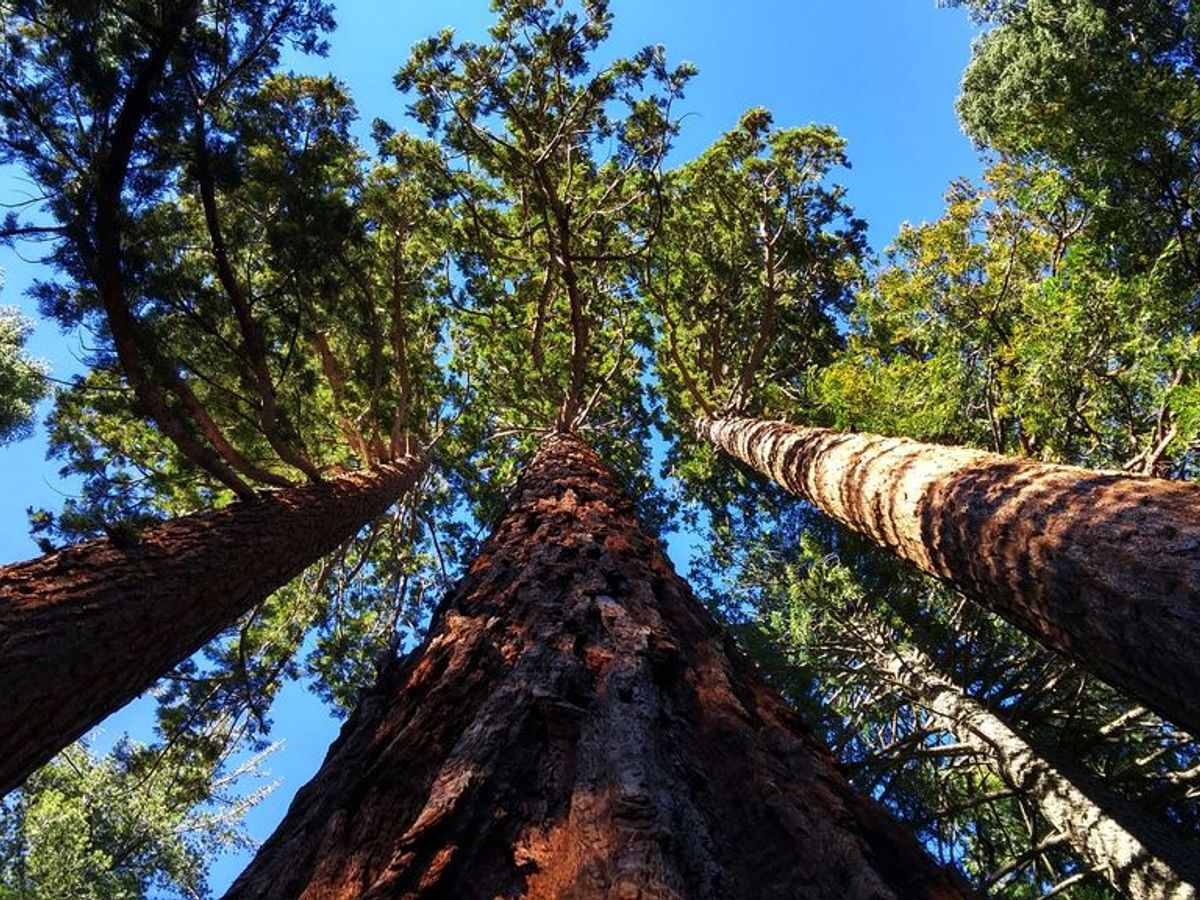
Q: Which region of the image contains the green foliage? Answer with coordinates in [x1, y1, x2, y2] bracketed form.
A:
[0, 1, 369, 498]
[821, 162, 1200, 476]
[0, 737, 273, 899]
[1, 5, 452, 893]
[0, 0, 335, 325]
[0, 304, 48, 446]
[395, 0, 693, 531]
[648, 109, 866, 529]
[652, 108, 866, 423]
[3, 0, 1200, 894]
[949, 0, 1200, 282]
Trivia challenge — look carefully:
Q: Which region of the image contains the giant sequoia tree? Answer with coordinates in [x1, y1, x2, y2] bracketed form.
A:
[0, 457, 423, 796]
[650, 91, 1200, 737]
[696, 415, 1200, 737]
[217, 9, 964, 891]
[0, 0, 446, 791]
[646, 2, 1200, 896]
[226, 435, 966, 899]
[2, 0, 1199, 895]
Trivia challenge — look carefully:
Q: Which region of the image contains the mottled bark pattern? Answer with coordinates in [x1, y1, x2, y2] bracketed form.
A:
[226, 436, 965, 900]
[0, 457, 424, 795]
[699, 417, 1200, 737]
[863, 632, 1199, 899]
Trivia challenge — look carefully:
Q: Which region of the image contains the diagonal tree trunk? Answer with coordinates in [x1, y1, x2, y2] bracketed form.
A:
[849, 624, 1200, 899]
[224, 435, 967, 900]
[697, 416, 1200, 738]
[0, 454, 425, 797]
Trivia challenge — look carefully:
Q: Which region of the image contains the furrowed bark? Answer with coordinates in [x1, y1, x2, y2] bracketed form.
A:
[855, 628, 1200, 899]
[225, 435, 966, 900]
[698, 416, 1200, 737]
[0, 454, 424, 797]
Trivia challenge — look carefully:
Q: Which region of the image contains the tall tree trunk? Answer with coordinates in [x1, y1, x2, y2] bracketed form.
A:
[698, 416, 1200, 737]
[225, 435, 966, 900]
[851, 626, 1200, 899]
[0, 455, 425, 797]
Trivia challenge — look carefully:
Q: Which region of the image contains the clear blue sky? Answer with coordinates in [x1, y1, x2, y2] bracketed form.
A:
[0, 1, 982, 893]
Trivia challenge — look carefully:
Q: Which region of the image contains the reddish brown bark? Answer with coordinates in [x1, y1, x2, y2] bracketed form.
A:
[0, 455, 424, 797]
[225, 435, 965, 900]
[698, 416, 1200, 738]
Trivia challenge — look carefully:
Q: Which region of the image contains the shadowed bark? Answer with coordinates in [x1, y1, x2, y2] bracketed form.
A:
[225, 435, 967, 900]
[853, 627, 1200, 899]
[698, 416, 1200, 737]
[0, 454, 425, 797]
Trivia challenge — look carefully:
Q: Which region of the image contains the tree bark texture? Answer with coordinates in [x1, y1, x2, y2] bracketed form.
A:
[225, 435, 966, 900]
[698, 416, 1200, 737]
[0, 456, 424, 796]
[857, 628, 1199, 899]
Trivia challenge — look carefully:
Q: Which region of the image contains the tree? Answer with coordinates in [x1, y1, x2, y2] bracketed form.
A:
[0, 305, 48, 446]
[395, 0, 693, 421]
[0, 736, 274, 899]
[695, 414, 1200, 737]
[647, 98, 1200, 740]
[948, 0, 1200, 285]
[224, 435, 966, 899]
[713, 518, 1200, 897]
[845, 617, 1199, 898]
[6, 0, 1200, 892]
[0, 0, 339, 496]
[0, 0, 455, 494]
[219, 4, 970, 893]
[395, 0, 693, 532]
[0, 1, 447, 795]
[650, 108, 865, 422]
[659, 71, 1200, 884]
[822, 162, 1200, 473]
[0, 455, 424, 797]
[648, 107, 864, 521]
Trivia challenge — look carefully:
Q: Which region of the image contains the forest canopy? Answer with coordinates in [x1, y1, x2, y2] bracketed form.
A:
[0, 1, 1197, 897]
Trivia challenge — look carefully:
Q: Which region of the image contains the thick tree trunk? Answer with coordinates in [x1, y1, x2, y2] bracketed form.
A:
[698, 416, 1200, 737]
[854, 627, 1199, 899]
[225, 435, 966, 900]
[0, 455, 424, 797]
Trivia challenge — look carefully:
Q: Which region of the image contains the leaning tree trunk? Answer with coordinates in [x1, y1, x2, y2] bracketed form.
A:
[698, 416, 1200, 738]
[225, 435, 966, 900]
[852, 627, 1200, 899]
[0, 455, 424, 797]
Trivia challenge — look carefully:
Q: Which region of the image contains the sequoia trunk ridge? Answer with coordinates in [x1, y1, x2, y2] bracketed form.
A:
[225, 434, 966, 899]
[0, 455, 425, 795]
[698, 416, 1200, 736]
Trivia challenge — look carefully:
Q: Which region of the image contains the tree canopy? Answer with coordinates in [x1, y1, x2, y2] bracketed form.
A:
[0, 0, 1197, 896]
[0, 304, 47, 445]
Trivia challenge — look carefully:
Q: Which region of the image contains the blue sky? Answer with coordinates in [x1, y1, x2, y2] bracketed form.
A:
[0, 1, 982, 893]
